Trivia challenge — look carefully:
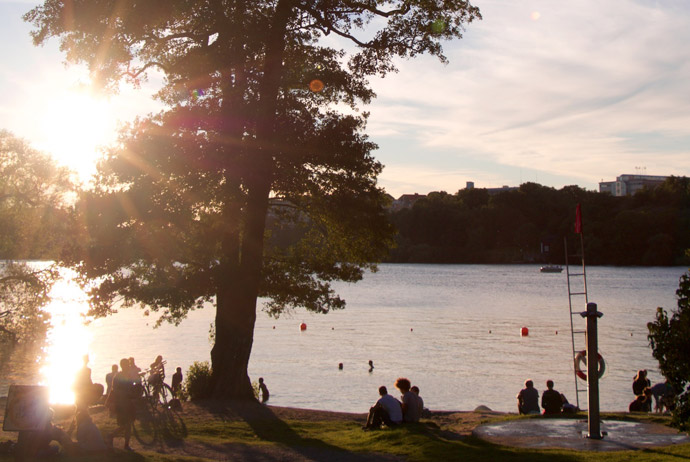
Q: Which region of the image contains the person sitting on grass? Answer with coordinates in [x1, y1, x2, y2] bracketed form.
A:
[411, 385, 428, 417]
[541, 380, 563, 415]
[629, 394, 649, 412]
[364, 386, 402, 430]
[395, 377, 421, 423]
[16, 408, 75, 459]
[516, 379, 540, 415]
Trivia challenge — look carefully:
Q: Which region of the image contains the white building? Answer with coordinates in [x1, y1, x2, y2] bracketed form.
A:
[599, 174, 668, 196]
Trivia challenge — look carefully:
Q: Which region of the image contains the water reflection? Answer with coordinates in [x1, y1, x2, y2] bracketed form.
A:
[39, 269, 92, 404]
[0, 343, 43, 397]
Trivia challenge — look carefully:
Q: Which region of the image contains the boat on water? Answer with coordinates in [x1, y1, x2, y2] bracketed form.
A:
[540, 265, 563, 273]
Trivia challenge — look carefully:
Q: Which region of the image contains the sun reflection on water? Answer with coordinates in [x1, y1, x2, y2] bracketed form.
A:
[39, 269, 92, 404]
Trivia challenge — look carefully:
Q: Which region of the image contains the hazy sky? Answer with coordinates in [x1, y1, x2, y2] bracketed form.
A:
[1, 0, 689, 197]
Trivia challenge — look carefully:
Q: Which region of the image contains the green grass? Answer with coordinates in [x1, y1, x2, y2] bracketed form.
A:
[1, 412, 689, 461]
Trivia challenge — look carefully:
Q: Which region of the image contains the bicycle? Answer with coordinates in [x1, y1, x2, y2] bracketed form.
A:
[132, 369, 186, 445]
[139, 367, 174, 412]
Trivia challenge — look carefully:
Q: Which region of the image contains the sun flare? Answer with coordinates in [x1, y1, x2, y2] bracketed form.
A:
[39, 270, 93, 405]
[38, 88, 119, 181]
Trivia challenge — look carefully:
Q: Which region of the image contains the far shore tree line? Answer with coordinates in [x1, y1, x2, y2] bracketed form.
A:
[386, 178, 690, 266]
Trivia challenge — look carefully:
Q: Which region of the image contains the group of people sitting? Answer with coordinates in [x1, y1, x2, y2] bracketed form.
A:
[363, 377, 426, 430]
[629, 369, 675, 413]
[516, 379, 577, 415]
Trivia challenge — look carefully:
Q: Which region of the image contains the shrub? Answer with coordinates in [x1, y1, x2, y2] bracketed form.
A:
[182, 361, 212, 401]
[648, 270, 690, 429]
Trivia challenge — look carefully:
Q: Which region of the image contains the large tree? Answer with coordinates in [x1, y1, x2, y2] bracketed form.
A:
[25, 0, 480, 399]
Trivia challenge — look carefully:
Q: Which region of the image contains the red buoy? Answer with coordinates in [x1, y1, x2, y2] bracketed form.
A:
[300, 322, 307, 331]
[520, 326, 529, 337]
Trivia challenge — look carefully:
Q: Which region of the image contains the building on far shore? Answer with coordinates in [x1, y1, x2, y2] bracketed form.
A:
[599, 174, 668, 196]
[464, 181, 517, 195]
[390, 193, 425, 211]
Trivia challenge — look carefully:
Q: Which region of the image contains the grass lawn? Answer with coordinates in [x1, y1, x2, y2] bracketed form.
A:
[0, 403, 688, 461]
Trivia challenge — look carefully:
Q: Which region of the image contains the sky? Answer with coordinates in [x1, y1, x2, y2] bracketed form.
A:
[1, 0, 689, 198]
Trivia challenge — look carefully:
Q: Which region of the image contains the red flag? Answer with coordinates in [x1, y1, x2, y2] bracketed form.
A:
[575, 204, 582, 234]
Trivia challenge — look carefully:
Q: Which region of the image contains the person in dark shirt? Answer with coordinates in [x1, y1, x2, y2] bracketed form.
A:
[541, 380, 563, 415]
[106, 358, 136, 451]
[516, 379, 540, 415]
[632, 370, 651, 396]
[171, 367, 183, 398]
[258, 377, 269, 404]
[105, 364, 118, 397]
[73, 355, 94, 410]
[629, 394, 648, 412]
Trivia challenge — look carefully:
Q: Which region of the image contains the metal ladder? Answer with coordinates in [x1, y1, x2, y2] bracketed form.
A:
[565, 234, 589, 410]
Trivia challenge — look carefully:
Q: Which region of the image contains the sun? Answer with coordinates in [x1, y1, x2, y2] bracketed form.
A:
[38, 87, 120, 181]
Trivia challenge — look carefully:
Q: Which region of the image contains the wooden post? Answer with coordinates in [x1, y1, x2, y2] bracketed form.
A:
[581, 302, 603, 439]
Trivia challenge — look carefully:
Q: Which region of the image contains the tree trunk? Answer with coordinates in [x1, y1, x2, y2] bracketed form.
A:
[208, 0, 294, 400]
[209, 280, 258, 399]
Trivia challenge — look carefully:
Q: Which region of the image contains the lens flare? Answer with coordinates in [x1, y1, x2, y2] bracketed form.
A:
[309, 79, 324, 92]
[39, 269, 92, 404]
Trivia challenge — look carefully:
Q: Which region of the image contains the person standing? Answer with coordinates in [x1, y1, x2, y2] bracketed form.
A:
[516, 379, 540, 415]
[105, 364, 118, 398]
[258, 377, 270, 404]
[171, 367, 183, 398]
[541, 380, 563, 415]
[74, 355, 94, 410]
[107, 358, 136, 451]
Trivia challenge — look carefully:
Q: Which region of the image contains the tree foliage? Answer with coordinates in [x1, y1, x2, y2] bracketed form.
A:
[389, 179, 690, 265]
[0, 262, 57, 344]
[0, 130, 74, 259]
[25, 0, 481, 398]
[0, 131, 73, 344]
[648, 270, 690, 430]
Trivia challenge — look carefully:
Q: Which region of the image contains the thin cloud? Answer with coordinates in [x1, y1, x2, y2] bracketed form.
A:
[367, 0, 690, 195]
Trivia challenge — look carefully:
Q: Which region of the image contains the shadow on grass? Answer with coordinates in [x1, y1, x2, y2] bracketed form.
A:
[199, 400, 392, 461]
[132, 405, 188, 447]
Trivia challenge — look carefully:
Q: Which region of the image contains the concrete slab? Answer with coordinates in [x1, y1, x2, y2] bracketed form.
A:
[473, 418, 690, 451]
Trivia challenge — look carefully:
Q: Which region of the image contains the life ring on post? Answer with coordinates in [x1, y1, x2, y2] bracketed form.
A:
[574, 350, 606, 381]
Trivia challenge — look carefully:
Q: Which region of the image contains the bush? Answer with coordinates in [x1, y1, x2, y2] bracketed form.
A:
[648, 270, 690, 429]
[182, 361, 212, 401]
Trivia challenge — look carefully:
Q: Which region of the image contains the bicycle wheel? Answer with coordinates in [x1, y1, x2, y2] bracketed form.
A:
[142, 383, 158, 413]
[158, 383, 173, 408]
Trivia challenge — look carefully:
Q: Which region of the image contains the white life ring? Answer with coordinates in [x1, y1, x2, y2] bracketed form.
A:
[574, 350, 606, 381]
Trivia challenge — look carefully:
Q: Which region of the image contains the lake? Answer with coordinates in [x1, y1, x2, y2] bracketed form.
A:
[1, 264, 687, 414]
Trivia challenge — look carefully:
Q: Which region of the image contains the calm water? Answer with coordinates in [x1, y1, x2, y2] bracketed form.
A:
[1, 264, 687, 413]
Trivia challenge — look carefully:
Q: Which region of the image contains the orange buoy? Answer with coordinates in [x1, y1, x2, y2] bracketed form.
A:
[300, 323, 307, 331]
[520, 326, 529, 337]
